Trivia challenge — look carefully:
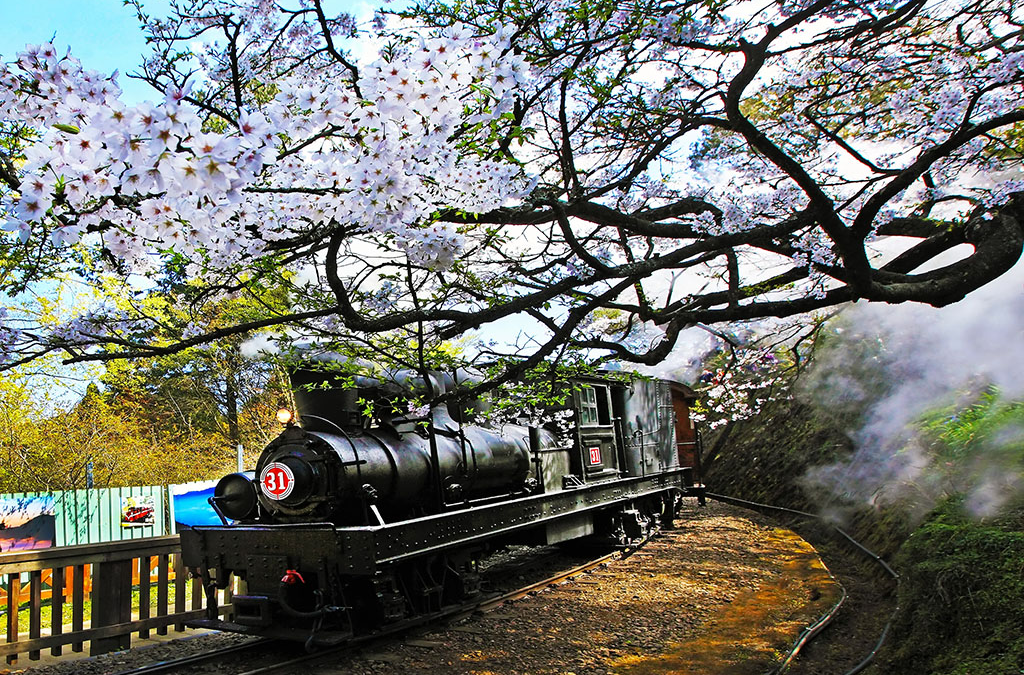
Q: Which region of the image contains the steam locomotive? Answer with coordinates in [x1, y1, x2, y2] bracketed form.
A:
[180, 365, 705, 645]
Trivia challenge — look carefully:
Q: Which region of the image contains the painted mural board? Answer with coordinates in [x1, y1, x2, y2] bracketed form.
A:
[1, 486, 166, 548]
[0, 495, 56, 552]
[55, 486, 167, 545]
[170, 474, 256, 532]
[120, 495, 157, 528]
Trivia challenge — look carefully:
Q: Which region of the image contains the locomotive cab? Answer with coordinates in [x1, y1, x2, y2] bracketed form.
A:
[575, 381, 620, 479]
[565, 377, 698, 486]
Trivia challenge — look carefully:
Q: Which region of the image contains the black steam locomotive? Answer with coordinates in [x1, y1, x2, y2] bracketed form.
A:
[180, 366, 705, 645]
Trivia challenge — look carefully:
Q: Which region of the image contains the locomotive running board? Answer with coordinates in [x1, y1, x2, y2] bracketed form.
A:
[366, 470, 697, 568]
[182, 469, 696, 577]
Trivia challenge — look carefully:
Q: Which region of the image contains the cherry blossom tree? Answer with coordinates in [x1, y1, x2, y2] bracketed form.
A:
[1, 0, 1022, 394]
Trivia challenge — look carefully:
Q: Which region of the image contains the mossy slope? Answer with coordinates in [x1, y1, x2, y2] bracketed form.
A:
[704, 394, 1024, 674]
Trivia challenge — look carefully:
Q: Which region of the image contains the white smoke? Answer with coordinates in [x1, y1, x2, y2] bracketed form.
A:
[239, 332, 281, 358]
[801, 257, 1024, 519]
[626, 324, 718, 383]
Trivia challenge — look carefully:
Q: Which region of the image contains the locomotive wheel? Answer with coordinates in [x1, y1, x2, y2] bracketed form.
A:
[353, 572, 407, 629]
[443, 554, 482, 602]
[597, 497, 666, 546]
[395, 555, 448, 615]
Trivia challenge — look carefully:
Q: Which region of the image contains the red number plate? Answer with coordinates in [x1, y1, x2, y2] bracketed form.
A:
[260, 462, 295, 500]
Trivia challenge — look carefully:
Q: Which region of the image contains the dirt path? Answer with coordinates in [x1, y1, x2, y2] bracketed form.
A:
[312, 500, 843, 675]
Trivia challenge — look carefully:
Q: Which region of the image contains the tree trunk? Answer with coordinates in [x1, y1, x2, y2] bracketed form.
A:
[225, 370, 240, 449]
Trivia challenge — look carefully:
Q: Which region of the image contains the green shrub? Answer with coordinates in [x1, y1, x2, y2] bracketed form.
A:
[888, 498, 1024, 675]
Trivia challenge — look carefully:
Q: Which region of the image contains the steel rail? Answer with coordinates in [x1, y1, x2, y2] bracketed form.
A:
[107, 637, 275, 675]
[233, 539, 652, 675]
[705, 492, 900, 675]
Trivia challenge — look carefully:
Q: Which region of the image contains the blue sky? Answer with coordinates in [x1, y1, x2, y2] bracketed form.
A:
[0, 0, 173, 102]
[0, 0, 371, 103]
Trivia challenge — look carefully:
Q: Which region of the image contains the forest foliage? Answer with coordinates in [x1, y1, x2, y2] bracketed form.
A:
[891, 494, 1024, 675]
[0, 350, 289, 492]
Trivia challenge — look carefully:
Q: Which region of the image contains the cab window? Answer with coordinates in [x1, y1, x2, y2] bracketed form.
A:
[580, 386, 599, 425]
[579, 385, 611, 426]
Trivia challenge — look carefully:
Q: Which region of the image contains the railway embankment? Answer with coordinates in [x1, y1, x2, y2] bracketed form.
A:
[705, 396, 1024, 675]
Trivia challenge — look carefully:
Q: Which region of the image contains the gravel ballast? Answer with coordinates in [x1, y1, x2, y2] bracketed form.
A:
[9, 500, 841, 675]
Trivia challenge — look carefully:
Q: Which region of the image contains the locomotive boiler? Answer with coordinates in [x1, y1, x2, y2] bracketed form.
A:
[180, 365, 705, 645]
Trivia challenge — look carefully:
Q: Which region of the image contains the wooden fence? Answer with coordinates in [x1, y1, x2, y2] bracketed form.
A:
[0, 535, 232, 665]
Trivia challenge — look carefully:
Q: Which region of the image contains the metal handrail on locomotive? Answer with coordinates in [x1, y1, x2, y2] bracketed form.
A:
[180, 365, 706, 645]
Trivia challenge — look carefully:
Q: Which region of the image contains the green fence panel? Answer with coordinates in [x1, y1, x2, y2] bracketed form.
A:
[1, 486, 167, 548]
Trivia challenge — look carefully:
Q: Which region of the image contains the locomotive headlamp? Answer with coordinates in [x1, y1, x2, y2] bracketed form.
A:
[212, 473, 258, 521]
[276, 408, 294, 425]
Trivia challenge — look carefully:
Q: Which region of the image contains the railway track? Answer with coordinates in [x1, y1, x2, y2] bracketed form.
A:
[706, 493, 900, 675]
[107, 638, 277, 675]
[108, 542, 637, 675]
[45, 500, 896, 675]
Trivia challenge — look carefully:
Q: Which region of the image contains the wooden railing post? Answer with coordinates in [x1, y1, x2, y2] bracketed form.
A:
[138, 556, 152, 639]
[72, 564, 85, 652]
[173, 554, 186, 632]
[5, 573, 20, 665]
[156, 553, 169, 636]
[28, 571, 41, 660]
[50, 566, 65, 657]
[90, 559, 133, 655]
